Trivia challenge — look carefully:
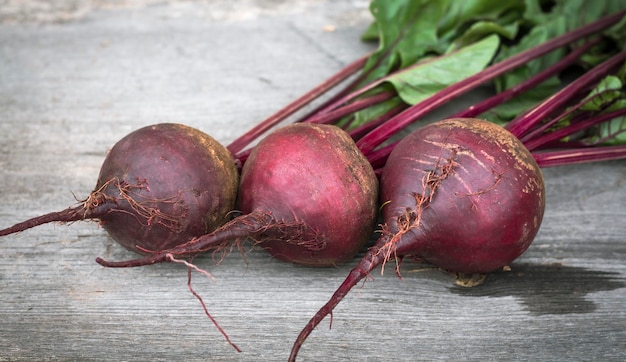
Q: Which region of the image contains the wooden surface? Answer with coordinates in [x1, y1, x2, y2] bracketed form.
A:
[1, 1, 625, 361]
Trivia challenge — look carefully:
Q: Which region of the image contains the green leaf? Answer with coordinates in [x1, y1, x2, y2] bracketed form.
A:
[438, 0, 525, 42]
[494, 17, 568, 92]
[553, 0, 626, 33]
[590, 104, 626, 146]
[495, 0, 626, 92]
[361, 0, 449, 84]
[354, 0, 626, 137]
[348, 97, 405, 130]
[580, 75, 623, 111]
[361, 0, 528, 86]
[360, 21, 379, 42]
[384, 35, 500, 105]
[580, 69, 626, 146]
[482, 84, 555, 125]
[450, 21, 519, 49]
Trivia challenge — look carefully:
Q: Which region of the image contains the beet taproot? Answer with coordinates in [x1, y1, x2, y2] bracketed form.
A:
[0, 123, 239, 254]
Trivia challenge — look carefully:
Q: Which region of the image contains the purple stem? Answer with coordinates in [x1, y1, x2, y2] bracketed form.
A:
[292, 32, 420, 124]
[519, 100, 590, 145]
[347, 104, 406, 141]
[452, 39, 598, 119]
[305, 91, 396, 125]
[226, 55, 368, 155]
[506, 49, 626, 139]
[366, 142, 395, 169]
[525, 108, 626, 151]
[297, 54, 446, 126]
[356, 39, 602, 167]
[355, 10, 626, 155]
[533, 145, 626, 167]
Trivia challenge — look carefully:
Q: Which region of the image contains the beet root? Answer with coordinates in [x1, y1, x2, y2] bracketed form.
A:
[0, 123, 239, 255]
[379, 117, 545, 273]
[237, 122, 379, 266]
[288, 118, 545, 361]
[96, 123, 379, 268]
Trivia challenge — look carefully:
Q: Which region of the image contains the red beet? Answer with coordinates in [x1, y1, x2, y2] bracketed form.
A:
[96, 123, 379, 268]
[0, 123, 239, 254]
[289, 118, 545, 360]
[236, 123, 379, 266]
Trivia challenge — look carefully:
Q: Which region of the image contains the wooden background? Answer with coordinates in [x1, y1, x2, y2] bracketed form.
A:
[1, 1, 625, 360]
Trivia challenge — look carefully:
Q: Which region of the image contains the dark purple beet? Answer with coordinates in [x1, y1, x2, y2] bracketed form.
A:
[288, 118, 545, 360]
[0, 123, 239, 254]
[379, 118, 545, 273]
[96, 123, 379, 268]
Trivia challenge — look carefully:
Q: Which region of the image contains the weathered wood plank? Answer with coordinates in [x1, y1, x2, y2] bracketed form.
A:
[1, 1, 625, 361]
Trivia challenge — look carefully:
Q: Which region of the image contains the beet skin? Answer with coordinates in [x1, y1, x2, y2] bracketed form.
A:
[0, 123, 239, 255]
[96, 123, 379, 268]
[288, 118, 545, 361]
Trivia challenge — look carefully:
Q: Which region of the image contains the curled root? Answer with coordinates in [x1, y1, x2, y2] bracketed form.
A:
[158, 255, 241, 351]
[86, 177, 188, 233]
[184, 268, 242, 353]
[374, 232, 402, 276]
[166, 254, 216, 282]
[209, 237, 251, 267]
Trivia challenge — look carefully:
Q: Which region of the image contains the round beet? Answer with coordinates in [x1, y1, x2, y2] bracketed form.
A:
[0, 123, 239, 254]
[238, 123, 378, 266]
[288, 118, 545, 360]
[96, 123, 378, 268]
[380, 117, 545, 273]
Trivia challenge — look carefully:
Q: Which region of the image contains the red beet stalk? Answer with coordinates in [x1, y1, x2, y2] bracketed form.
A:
[354, 10, 626, 156]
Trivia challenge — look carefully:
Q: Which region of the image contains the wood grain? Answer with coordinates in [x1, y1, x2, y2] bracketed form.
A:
[1, 1, 625, 361]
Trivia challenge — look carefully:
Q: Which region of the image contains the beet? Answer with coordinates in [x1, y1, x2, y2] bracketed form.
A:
[238, 123, 378, 265]
[0, 123, 239, 254]
[288, 118, 545, 360]
[96, 123, 379, 268]
[379, 118, 545, 273]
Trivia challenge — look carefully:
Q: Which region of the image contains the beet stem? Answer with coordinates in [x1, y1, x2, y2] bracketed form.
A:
[507, 49, 626, 139]
[533, 145, 626, 167]
[525, 108, 626, 151]
[452, 39, 598, 119]
[366, 142, 395, 169]
[305, 91, 395, 125]
[348, 104, 406, 141]
[291, 35, 413, 125]
[298, 71, 391, 123]
[303, 50, 469, 128]
[355, 10, 626, 155]
[227, 55, 369, 155]
[362, 40, 597, 168]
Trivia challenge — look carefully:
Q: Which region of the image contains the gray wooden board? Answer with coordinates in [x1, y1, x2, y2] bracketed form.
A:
[1, 1, 625, 361]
